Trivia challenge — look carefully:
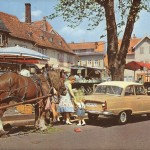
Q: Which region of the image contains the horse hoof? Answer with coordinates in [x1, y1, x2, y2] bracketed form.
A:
[0, 130, 9, 138]
[40, 126, 47, 131]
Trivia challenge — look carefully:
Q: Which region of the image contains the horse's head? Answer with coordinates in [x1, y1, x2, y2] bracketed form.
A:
[46, 70, 65, 95]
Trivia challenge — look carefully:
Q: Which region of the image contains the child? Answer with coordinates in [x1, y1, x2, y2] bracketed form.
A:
[74, 89, 86, 126]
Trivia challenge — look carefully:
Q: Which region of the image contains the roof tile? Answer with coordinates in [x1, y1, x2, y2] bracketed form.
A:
[0, 12, 74, 54]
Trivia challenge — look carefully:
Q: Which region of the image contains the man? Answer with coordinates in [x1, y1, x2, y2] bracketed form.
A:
[20, 64, 30, 77]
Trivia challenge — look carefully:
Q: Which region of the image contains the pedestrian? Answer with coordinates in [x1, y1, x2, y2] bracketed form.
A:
[20, 64, 30, 77]
[57, 75, 76, 125]
[74, 89, 86, 126]
[60, 69, 67, 84]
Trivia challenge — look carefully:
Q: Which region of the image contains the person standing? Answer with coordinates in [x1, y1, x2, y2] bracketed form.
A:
[57, 76, 76, 125]
[74, 89, 86, 126]
[20, 64, 30, 77]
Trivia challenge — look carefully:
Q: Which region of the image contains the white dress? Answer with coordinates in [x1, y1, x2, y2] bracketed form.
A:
[57, 81, 74, 113]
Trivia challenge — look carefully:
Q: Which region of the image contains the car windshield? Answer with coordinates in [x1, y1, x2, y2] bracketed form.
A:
[95, 85, 123, 95]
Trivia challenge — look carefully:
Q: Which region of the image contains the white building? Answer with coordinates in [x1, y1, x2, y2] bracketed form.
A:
[0, 3, 77, 71]
[124, 36, 150, 82]
[68, 41, 107, 80]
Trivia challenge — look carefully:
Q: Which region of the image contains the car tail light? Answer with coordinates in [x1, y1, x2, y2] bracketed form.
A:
[102, 101, 107, 111]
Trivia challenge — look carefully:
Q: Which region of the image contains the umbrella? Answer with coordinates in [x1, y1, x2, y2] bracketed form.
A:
[0, 45, 49, 61]
[125, 61, 144, 71]
[125, 61, 150, 81]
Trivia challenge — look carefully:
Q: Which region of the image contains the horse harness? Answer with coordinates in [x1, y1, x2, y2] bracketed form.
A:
[0, 75, 39, 102]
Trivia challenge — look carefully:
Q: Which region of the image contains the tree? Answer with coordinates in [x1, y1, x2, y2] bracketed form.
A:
[48, 0, 150, 80]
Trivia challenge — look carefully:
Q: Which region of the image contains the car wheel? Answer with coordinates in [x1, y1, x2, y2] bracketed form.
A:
[88, 113, 98, 120]
[118, 111, 128, 125]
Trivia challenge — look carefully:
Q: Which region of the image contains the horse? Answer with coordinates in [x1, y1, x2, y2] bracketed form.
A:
[41, 69, 66, 123]
[0, 69, 65, 137]
[0, 71, 51, 137]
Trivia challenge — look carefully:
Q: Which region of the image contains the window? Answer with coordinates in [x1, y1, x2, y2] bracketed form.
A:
[140, 47, 144, 54]
[43, 49, 47, 55]
[38, 48, 42, 53]
[0, 34, 2, 45]
[49, 38, 53, 42]
[88, 60, 92, 65]
[58, 41, 62, 46]
[0, 34, 5, 46]
[38, 48, 47, 55]
[67, 55, 71, 63]
[82, 60, 86, 65]
[125, 86, 134, 96]
[95, 85, 122, 95]
[58, 53, 64, 62]
[135, 86, 146, 95]
[94, 60, 99, 66]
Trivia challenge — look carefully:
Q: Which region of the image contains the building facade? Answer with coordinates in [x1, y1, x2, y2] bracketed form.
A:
[68, 41, 107, 80]
[0, 3, 77, 71]
[124, 36, 150, 82]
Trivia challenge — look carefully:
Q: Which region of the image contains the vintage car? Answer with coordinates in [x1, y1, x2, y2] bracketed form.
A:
[84, 81, 150, 125]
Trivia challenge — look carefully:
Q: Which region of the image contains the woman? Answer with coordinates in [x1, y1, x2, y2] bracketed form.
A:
[57, 76, 76, 124]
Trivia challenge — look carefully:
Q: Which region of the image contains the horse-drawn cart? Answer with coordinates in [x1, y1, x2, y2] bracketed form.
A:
[1, 94, 51, 127]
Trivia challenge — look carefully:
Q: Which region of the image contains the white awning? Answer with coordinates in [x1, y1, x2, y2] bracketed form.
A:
[0, 45, 49, 60]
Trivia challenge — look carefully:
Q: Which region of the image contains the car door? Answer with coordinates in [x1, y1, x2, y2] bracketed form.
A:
[124, 85, 143, 114]
[135, 85, 150, 113]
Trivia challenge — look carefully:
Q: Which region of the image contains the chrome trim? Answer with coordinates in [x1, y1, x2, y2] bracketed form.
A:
[86, 110, 114, 116]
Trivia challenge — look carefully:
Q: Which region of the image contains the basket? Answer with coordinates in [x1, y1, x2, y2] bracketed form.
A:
[16, 104, 33, 114]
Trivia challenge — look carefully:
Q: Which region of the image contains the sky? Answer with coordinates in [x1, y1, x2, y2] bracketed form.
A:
[0, 0, 150, 43]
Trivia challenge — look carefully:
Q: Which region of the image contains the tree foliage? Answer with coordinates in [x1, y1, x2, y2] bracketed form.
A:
[48, 0, 150, 80]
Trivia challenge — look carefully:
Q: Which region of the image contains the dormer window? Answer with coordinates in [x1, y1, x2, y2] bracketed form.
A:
[49, 38, 53, 42]
[28, 32, 33, 37]
[51, 30, 55, 34]
[58, 41, 62, 46]
[40, 35, 44, 40]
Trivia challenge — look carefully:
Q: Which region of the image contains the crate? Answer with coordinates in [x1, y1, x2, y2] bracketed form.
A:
[16, 104, 33, 114]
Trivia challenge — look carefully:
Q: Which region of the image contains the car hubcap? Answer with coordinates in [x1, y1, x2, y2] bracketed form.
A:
[120, 112, 127, 123]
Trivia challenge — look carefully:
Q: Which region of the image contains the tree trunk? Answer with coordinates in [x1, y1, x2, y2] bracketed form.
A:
[118, 0, 141, 78]
[103, 0, 120, 80]
[103, 0, 141, 81]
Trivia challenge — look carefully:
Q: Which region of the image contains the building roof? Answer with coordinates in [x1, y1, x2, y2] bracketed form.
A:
[104, 36, 142, 68]
[0, 19, 10, 32]
[118, 37, 141, 54]
[0, 12, 74, 54]
[133, 36, 150, 49]
[32, 19, 53, 33]
[68, 41, 105, 52]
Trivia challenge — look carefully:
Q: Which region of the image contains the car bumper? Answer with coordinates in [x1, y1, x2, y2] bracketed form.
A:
[86, 110, 114, 118]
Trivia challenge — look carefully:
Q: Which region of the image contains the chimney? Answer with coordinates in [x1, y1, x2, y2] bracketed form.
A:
[42, 17, 47, 31]
[133, 34, 136, 38]
[25, 3, 31, 23]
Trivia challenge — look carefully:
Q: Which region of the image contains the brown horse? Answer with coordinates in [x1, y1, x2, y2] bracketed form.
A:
[0, 72, 51, 136]
[42, 69, 66, 122]
[0, 70, 65, 137]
